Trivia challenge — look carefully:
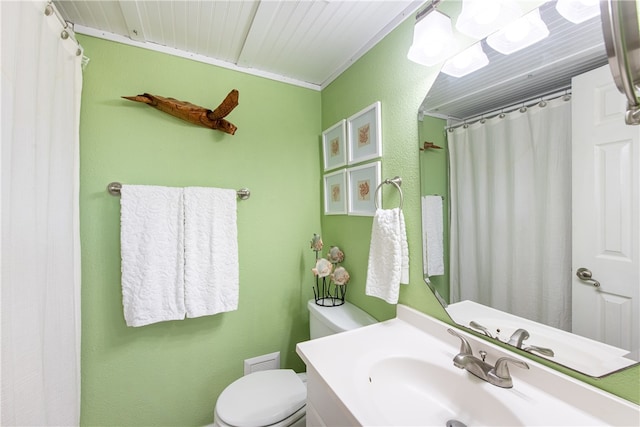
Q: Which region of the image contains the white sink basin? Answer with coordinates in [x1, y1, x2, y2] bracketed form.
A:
[297, 305, 640, 427]
[365, 356, 522, 426]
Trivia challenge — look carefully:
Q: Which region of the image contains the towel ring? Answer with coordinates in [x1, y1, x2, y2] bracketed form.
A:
[374, 176, 403, 210]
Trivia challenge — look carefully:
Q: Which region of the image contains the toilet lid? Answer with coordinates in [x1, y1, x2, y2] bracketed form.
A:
[216, 369, 306, 427]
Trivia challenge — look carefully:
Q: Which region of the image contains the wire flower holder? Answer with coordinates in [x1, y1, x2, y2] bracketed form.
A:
[313, 274, 346, 307]
[310, 234, 348, 307]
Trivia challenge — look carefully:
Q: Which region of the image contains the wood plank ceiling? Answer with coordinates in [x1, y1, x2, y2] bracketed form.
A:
[54, 0, 424, 89]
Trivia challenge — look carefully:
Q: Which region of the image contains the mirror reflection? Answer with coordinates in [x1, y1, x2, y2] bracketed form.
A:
[417, 0, 639, 377]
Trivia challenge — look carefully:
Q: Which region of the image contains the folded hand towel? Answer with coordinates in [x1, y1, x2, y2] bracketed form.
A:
[365, 208, 409, 304]
[422, 196, 444, 277]
[399, 212, 409, 284]
[120, 185, 185, 327]
[183, 187, 239, 317]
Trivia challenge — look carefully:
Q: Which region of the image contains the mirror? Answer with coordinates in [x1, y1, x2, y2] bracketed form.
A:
[418, 0, 639, 377]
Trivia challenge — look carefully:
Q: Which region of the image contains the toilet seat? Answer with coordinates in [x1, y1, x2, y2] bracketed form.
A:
[214, 405, 305, 427]
[215, 369, 306, 427]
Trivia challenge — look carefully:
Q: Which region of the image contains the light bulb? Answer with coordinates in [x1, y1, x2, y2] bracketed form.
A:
[474, 0, 501, 25]
[487, 8, 549, 55]
[407, 10, 458, 66]
[441, 43, 489, 77]
[423, 44, 445, 59]
[556, 0, 601, 23]
[452, 52, 473, 69]
[456, 0, 521, 40]
[504, 20, 531, 43]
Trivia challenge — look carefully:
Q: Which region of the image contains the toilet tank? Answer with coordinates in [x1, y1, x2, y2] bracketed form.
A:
[308, 300, 377, 339]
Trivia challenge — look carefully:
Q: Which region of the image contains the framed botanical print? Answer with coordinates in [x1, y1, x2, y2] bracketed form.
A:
[322, 120, 347, 171]
[323, 169, 347, 215]
[347, 161, 381, 216]
[347, 101, 382, 164]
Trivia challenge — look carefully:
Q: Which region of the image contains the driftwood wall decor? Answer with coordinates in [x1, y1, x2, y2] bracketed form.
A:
[420, 141, 443, 151]
[122, 89, 239, 135]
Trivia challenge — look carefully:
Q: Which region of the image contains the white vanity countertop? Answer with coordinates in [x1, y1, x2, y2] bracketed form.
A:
[296, 304, 639, 427]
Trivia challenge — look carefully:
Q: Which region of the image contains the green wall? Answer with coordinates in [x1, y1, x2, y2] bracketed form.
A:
[320, 16, 447, 325]
[320, 8, 639, 406]
[78, 35, 321, 426]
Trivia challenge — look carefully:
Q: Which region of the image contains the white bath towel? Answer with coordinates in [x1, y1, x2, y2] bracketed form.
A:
[422, 195, 444, 277]
[120, 185, 186, 327]
[365, 208, 409, 304]
[183, 187, 239, 317]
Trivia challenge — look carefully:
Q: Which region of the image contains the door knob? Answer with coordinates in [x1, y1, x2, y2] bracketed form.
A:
[576, 267, 601, 288]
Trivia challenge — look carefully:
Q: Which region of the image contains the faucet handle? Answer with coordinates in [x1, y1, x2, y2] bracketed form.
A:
[523, 345, 555, 357]
[494, 357, 530, 379]
[469, 321, 494, 338]
[507, 328, 530, 347]
[447, 328, 473, 355]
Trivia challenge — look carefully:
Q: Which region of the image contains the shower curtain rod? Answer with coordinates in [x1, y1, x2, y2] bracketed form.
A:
[446, 86, 572, 131]
[44, 1, 83, 54]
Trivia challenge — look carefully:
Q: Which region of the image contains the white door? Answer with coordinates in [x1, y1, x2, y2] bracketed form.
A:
[572, 65, 640, 361]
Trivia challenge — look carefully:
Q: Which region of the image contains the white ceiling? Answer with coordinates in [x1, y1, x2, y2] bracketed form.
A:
[54, 0, 424, 90]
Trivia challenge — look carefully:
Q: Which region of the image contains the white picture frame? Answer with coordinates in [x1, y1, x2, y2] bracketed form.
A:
[347, 101, 382, 165]
[323, 169, 347, 215]
[322, 120, 347, 171]
[347, 161, 381, 216]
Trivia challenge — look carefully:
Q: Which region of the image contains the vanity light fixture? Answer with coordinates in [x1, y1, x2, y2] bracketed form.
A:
[407, 0, 458, 66]
[455, 0, 522, 40]
[486, 8, 550, 55]
[441, 42, 489, 78]
[555, 0, 601, 24]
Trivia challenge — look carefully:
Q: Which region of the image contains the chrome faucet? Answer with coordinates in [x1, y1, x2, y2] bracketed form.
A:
[447, 328, 529, 388]
[507, 328, 555, 357]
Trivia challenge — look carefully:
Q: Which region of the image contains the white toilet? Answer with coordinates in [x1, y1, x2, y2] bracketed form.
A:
[212, 299, 377, 427]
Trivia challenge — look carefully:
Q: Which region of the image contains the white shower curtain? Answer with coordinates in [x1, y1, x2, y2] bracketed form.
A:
[449, 97, 572, 331]
[2, 1, 82, 425]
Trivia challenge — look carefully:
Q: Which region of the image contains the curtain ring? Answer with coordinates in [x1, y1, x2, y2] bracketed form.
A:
[480, 116, 486, 124]
[538, 98, 547, 107]
[519, 103, 527, 113]
[44, 4, 54, 16]
[61, 30, 69, 40]
[499, 110, 506, 118]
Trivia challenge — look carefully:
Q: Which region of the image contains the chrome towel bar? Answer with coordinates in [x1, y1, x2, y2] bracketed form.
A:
[107, 182, 251, 200]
